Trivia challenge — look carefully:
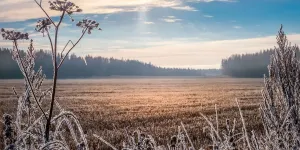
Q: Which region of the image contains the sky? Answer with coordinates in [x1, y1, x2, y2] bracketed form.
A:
[1, 0, 300, 69]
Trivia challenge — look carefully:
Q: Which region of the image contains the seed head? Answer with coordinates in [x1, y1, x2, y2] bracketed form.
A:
[76, 19, 102, 34]
[49, 0, 82, 14]
[1, 28, 29, 40]
[35, 18, 52, 34]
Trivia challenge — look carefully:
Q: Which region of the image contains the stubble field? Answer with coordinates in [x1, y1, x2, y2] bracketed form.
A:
[0, 77, 264, 149]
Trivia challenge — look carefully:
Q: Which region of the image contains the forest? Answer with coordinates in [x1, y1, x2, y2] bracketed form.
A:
[221, 48, 300, 78]
[0, 48, 219, 79]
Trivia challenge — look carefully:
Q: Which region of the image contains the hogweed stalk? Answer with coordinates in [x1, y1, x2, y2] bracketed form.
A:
[1, 0, 101, 149]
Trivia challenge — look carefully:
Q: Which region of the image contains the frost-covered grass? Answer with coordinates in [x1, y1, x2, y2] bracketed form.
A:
[0, 78, 263, 149]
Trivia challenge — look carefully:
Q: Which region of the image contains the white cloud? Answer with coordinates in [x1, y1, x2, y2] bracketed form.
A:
[141, 32, 155, 35]
[0, 0, 240, 22]
[54, 22, 71, 27]
[162, 16, 182, 23]
[144, 21, 155, 25]
[104, 15, 109, 20]
[167, 16, 176, 19]
[171, 6, 198, 11]
[233, 26, 242, 29]
[79, 34, 300, 69]
[162, 18, 182, 23]
[0, 0, 184, 22]
[190, 0, 237, 2]
[203, 15, 214, 18]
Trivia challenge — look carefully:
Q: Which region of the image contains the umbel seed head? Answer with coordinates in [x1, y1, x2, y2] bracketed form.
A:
[35, 18, 52, 33]
[49, 0, 82, 14]
[76, 19, 102, 34]
[0, 28, 29, 40]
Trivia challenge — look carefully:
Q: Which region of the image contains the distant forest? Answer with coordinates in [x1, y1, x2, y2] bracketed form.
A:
[0, 48, 220, 79]
[221, 48, 300, 78]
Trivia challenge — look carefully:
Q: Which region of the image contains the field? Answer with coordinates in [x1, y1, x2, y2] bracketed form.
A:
[0, 77, 264, 149]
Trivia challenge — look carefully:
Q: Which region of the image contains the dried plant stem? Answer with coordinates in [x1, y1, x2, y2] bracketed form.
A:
[180, 122, 195, 150]
[236, 99, 252, 150]
[13, 40, 47, 119]
[34, 0, 56, 27]
[93, 134, 118, 150]
[46, 29, 54, 65]
[45, 10, 66, 142]
[57, 28, 88, 69]
[60, 40, 74, 58]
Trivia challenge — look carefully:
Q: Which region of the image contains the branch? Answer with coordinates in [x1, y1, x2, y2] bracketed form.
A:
[46, 29, 55, 67]
[93, 134, 118, 150]
[57, 28, 88, 69]
[180, 122, 195, 150]
[56, 11, 65, 29]
[34, 0, 56, 27]
[12, 87, 19, 98]
[60, 40, 74, 58]
[45, 10, 66, 142]
[13, 40, 48, 120]
[53, 10, 65, 57]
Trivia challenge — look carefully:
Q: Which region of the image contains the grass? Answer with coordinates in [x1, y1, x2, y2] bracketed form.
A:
[0, 77, 264, 149]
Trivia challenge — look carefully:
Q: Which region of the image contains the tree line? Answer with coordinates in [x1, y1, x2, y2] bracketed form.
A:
[0, 48, 219, 79]
[221, 48, 300, 78]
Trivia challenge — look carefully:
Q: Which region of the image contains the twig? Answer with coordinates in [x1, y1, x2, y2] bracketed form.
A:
[61, 40, 74, 58]
[46, 29, 55, 67]
[12, 87, 19, 98]
[215, 104, 219, 134]
[180, 122, 195, 150]
[34, 0, 56, 27]
[57, 28, 88, 69]
[93, 134, 118, 150]
[236, 99, 252, 150]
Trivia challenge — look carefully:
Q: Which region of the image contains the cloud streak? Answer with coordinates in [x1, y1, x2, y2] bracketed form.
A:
[233, 26, 242, 29]
[0, 0, 198, 22]
[171, 6, 198, 11]
[78, 34, 300, 69]
[144, 21, 155, 25]
[203, 15, 214, 18]
[0, 0, 237, 22]
[189, 0, 237, 2]
[162, 16, 182, 23]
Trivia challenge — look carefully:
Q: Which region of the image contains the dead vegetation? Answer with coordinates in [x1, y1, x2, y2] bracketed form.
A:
[0, 78, 263, 149]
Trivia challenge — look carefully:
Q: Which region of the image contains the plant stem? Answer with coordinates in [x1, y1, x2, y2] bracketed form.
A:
[57, 28, 88, 69]
[45, 11, 65, 142]
[34, 0, 56, 27]
[13, 40, 48, 120]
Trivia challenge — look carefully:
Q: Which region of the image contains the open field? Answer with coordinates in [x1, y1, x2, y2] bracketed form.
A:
[0, 77, 264, 149]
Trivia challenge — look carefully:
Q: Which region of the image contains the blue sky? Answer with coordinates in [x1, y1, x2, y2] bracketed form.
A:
[1, 0, 300, 69]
